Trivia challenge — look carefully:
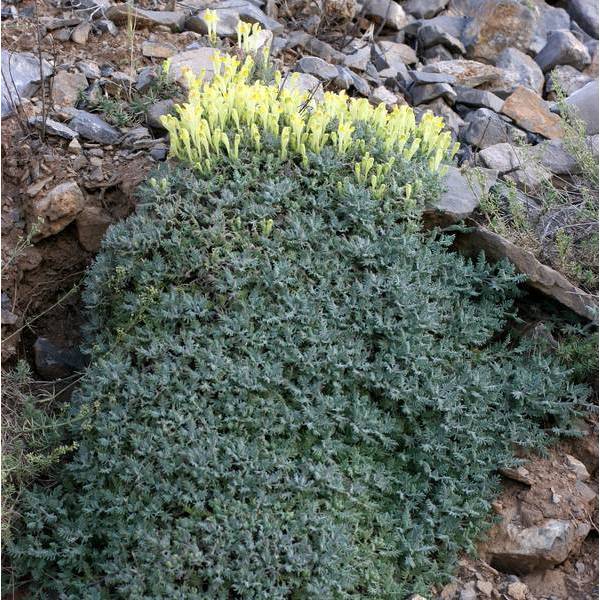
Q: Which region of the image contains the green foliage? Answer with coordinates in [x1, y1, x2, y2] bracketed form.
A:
[8, 129, 589, 597]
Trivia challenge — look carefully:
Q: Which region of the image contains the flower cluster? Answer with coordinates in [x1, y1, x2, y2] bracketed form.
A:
[161, 50, 459, 186]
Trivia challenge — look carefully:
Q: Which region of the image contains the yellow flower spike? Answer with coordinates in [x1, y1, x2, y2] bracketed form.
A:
[405, 183, 413, 202]
[203, 9, 218, 46]
[403, 138, 421, 161]
[450, 141, 460, 159]
[280, 126, 291, 161]
[233, 134, 241, 160]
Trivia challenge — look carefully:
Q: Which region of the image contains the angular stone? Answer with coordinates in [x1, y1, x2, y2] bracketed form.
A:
[424, 165, 495, 225]
[142, 40, 177, 59]
[168, 47, 217, 89]
[451, 0, 536, 61]
[424, 97, 464, 135]
[76, 60, 101, 79]
[454, 226, 597, 319]
[492, 48, 544, 95]
[545, 65, 593, 99]
[282, 72, 323, 100]
[535, 30, 591, 73]
[105, 5, 186, 31]
[297, 56, 338, 81]
[1, 50, 53, 117]
[411, 82, 456, 105]
[461, 108, 527, 149]
[567, 0, 599, 38]
[71, 21, 91, 44]
[422, 59, 503, 87]
[76, 205, 112, 252]
[28, 116, 78, 139]
[286, 31, 344, 64]
[536, 139, 579, 175]
[529, 1, 571, 55]
[422, 44, 454, 62]
[146, 99, 176, 129]
[403, 0, 448, 19]
[501, 86, 563, 139]
[68, 110, 121, 144]
[361, 0, 408, 30]
[34, 337, 87, 380]
[478, 142, 520, 172]
[51, 70, 89, 107]
[377, 40, 418, 68]
[369, 85, 399, 109]
[411, 70, 456, 85]
[184, 9, 240, 37]
[566, 80, 599, 135]
[454, 85, 503, 112]
[30, 181, 85, 239]
[348, 71, 370, 96]
[417, 24, 465, 53]
[565, 454, 591, 481]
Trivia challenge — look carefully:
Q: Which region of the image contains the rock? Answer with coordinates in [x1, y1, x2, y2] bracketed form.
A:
[361, 0, 408, 30]
[30, 181, 85, 239]
[68, 110, 121, 144]
[342, 41, 371, 71]
[323, 0, 357, 21]
[476, 581, 494, 597]
[424, 165, 495, 225]
[71, 21, 91, 44]
[535, 30, 591, 73]
[76, 60, 101, 80]
[76, 205, 112, 252]
[523, 569, 568, 599]
[422, 44, 454, 62]
[150, 144, 168, 161]
[529, 1, 571, 55]
[454, 226, 597, 319]
[403, 0, 448, 19]
[506, 581, 528, 600]
[282, 72, 323, 100]
[492, 48, 544, 95]
[1, 50, 53, 117]
[565, 454, 591, 481]
[94, 18, 118, 35]
[422, 59, 502, 87]
[417, 24, 465, 54]
[28, 116, 78, 139]
[369, 85, 399, 108]
[142, 40, 177, 59]
[297, 56, 338, 81]
[105, 5, 186, 31]
[146, 99, 175, 129]
[461, 108, 525, 149]
[51, 70, 89, 107]
[63, 0, 111, 17]
[566, 80, 599, 135]
[411, 70, 456, 85]
[501, 86, 563, 139]
[286, 31, 344, 64]
[458, 581, 477, 600]
[68, 138, 82, 153]
[499, 466, 534, 486]
[450, 0, 535, 61]
[377, 40, 418, 68]
[347, 71, 371, 96]
[478, 142, 520, 172]
[33, 337, 87, 380]
[536, 139, 579, 175]
[168, 47, 217, 89]
[454, 86, 503, 112]
[411, 82, 456, 105]
[545, 64, 593, 99]
[184, 9, 240, 37]
[567, 0, 599, 38]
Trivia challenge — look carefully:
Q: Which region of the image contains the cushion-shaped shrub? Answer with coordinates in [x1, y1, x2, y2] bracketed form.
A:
[8, 53, 587, 599]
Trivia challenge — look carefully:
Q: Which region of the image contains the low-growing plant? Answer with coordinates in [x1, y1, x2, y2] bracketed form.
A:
[7, 53, 590, 598]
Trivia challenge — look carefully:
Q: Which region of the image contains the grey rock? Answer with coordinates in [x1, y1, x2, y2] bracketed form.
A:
[566, 80, 599, 134]
[403, 0, 448, 19]
[493, 48, 544, 95]
[286, 31, 344, 63]
[150, 144, 169, 161]
[63, 0, 110, 17]
[361, 0, 408, 30]
[411, 82, 456, 105]
[184, 9, 239, 37]
[105, 5, 186, 31]
[454, 85, 503, 112]
[34, 337, 87, 380]
[461, 108, 526, 149]
[141, 40, 177, 59]
[535, 30, 591, 73]
[71, 21, 91, 44]
[168, 47, 218, 89]
[342, 40, 371, 71]
[52, 70, 89, 107]
[76, 205, 112, 252]
[282, 72, 323, 100]
[348, 71, 371, 96]
[377, 40, 418, 67]
[297, 56, 338, 81]
[334, 65, 354, 89]
[76, 60, 101, 80]
[424, 165, 495, 225]
[536, 139, 579, 175]
[545, 65, 593, 98]
[1, 50, 53, 117]
[94, 18, 118, 35]
[28, 117, 78, 139]
[422, 45, 454, 62]
[147, 99, 175, 129]
[529, 2, 571, 55]
[567, 0, 599, 38]
[411, 70, 456, 85]
[478, 143, 520, 173]
[409, 14, 469, 40]
[417, 23, 465, 53]
[369, 85, 399, 108]
[422, 59, 502, 87]
[135, 67, 156, 92]
[68, 110, 121, 144]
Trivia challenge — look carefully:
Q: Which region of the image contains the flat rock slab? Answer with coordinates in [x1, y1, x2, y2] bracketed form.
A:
[68, 110, 121, 144]
[453, 224, 597, 319]
[106, 5, 186, 31]
[422, 59, 503, 87]
[168, 47, 217, 88]
[501, 86, 563, 139]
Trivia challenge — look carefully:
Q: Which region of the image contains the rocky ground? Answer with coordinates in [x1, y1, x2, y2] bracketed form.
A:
[1, 0, 598, 598]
